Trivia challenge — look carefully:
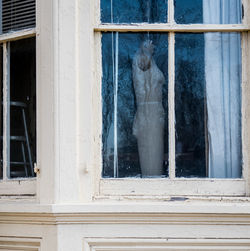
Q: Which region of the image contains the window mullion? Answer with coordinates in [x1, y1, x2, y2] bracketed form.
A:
[168, 32, 175, 179]
[168, 0, 175, 24]
[241, 32, 248, 183]
[113, 31, 118, 178]
[3, 41, 10, 180]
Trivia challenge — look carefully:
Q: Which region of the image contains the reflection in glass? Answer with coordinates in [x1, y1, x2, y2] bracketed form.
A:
[175, 33, 242, 178]
[102, 33, 168, 178]
[101, 0, 168, 23]
[175, 0, 242, 24]
[10, 38, 36, 178]
[175, 33, 206, 177]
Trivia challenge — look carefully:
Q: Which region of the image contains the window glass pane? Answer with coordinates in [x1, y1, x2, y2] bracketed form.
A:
[175, 33, 242, 178]
[175, 0, 242, 24]
[102, 32, 168, 178]
[101, 0, 168, 23]
[10, 37, 36, 178]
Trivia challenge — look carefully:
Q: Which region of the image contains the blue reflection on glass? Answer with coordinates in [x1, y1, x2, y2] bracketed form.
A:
[175, 33, 206, 177]
[175, 0, 203, 24]
[175, 0, 242, 24]
[101, 0, 168, 23]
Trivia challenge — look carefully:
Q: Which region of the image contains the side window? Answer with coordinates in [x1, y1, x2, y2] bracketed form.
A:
[100, 0, 242, 179]
[0, 0, 36, 180]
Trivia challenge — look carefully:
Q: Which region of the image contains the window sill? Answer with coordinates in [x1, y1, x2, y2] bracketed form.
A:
[99, 178, 246, 197]
[0, 178, 36, 197]
[1, 201, 250, 213]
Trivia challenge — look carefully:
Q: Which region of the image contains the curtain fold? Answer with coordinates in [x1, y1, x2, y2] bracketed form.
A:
[203, 0, 242, 178]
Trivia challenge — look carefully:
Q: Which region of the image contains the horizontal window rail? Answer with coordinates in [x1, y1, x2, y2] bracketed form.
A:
[95, 24, 250, 33]
[0, 28, 35, 43]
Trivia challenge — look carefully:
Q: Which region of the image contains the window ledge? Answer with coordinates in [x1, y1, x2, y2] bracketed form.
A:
[0, 178, 36, 196]
[1, 201, 250, 213]
[100, 178, 246, 197]
[1, 202, 250, 225]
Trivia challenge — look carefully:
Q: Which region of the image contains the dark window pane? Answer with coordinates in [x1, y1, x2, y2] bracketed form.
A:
[175, 0, 242, 24]
[175, 33, 242, 178]
[175, 33, 205, 177]
[102, 32, 168, 178]
[101, 0, 168, 23]
[10, 37, 36, 178]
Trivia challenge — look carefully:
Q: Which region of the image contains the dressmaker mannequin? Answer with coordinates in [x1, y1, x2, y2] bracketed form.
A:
[132, 40, 165, 176]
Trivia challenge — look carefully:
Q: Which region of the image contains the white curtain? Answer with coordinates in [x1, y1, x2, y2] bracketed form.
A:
[203, 0, 242, 178]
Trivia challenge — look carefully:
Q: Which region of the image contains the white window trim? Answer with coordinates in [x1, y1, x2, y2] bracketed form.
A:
[0, 28, 36, 197]
[92, 0, 250, 199]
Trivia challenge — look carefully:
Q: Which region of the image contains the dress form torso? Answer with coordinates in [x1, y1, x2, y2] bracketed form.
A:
[132, 40, 165, 177]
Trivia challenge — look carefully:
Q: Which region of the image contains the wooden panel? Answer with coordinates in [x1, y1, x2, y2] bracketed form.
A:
[0, 178, 36, 195]
[0, 237, 40, 251]
[84, 238, 250, 251]
[100, 179, 246, 196]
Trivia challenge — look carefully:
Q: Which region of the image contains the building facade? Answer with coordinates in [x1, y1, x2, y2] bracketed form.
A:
[1, 0, 250, 250]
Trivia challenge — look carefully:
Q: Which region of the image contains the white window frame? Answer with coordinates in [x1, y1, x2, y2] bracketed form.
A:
[0, 28, 36, 197]
[92, 0, 250, 199]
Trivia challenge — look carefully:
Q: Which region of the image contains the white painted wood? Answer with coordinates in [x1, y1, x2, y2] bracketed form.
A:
[38, 0, 91, 203]
[1, 203, 250, 250]
[0, 178, 36, 195]
[113, 32, 118, 178]
[241, 32, 250, 195]
[36, 0, 97, 204]
[36, 0, 56, 204]
[0, 237, 40, 251]
[168, 33, 175, 179]
[6, 42, 10, 179]
[0, 28, 35, 43]
[242, 0, 249, 26]
[3, 202, 250, 214]
[0, 227, 57, 251]
[94, 0, 100, 25]
[85, 238, 250, 251]
[77, 0, 97, 202]
[100, 179, 245, 196]
[12, 212, 250, 225]
[2, 42, 10, 180]
[168, 0, 174, 24]
[95, 24, 249, 32]
[55, 0, 79, 203]
[92, 31, 103, 199]
[2, 42, 7, 181]
[3, 206, 250, 224]
[2, 222, 250, 251]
